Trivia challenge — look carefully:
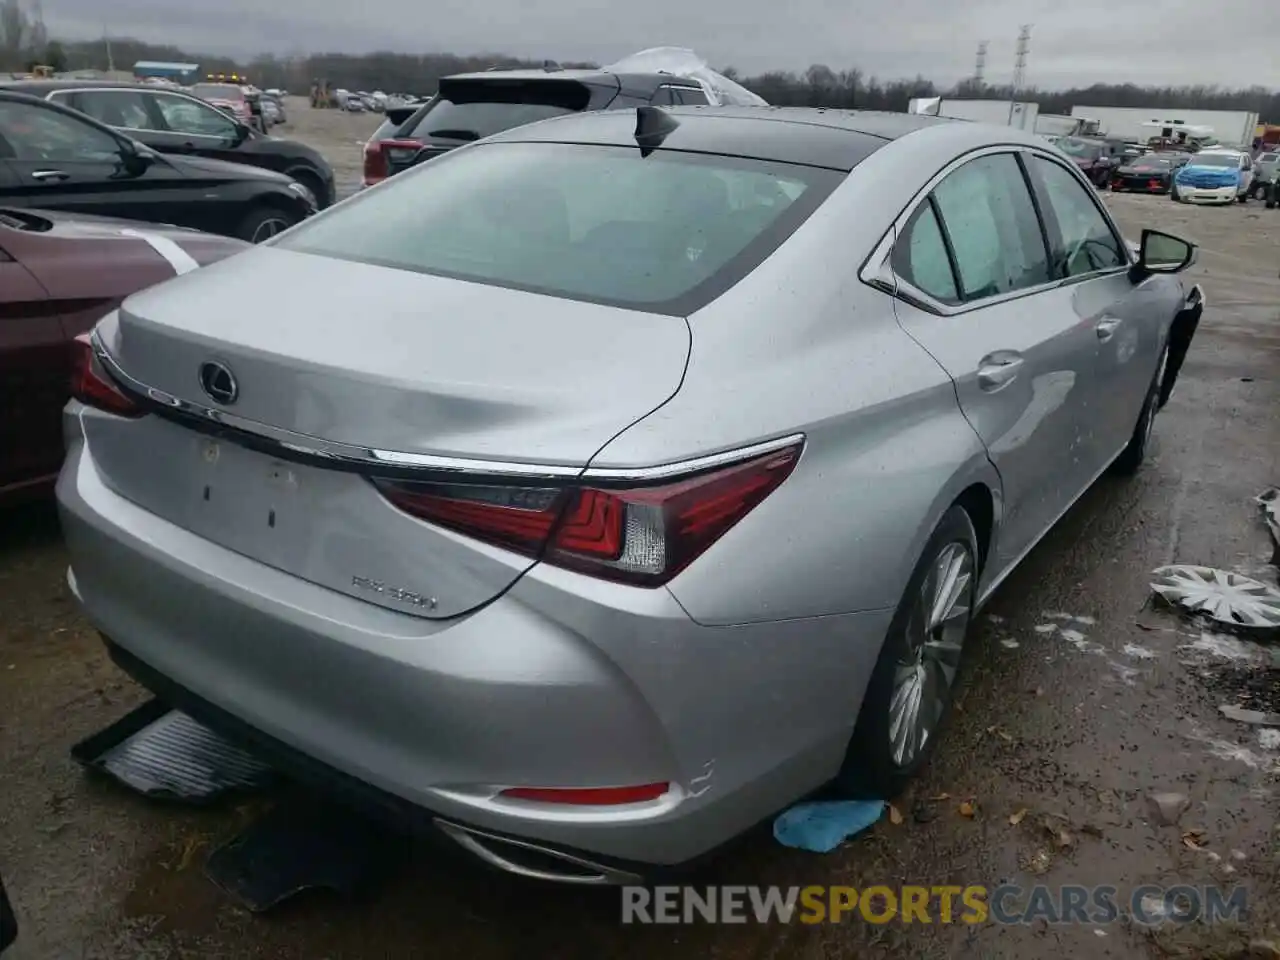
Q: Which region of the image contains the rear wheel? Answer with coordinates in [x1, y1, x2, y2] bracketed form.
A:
[236, 206, 297, 244]
[838, 506, 978, 798]
[1113, 344, 1169, 476]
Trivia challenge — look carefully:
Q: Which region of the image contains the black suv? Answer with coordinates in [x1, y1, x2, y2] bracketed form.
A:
[364, 66, 714, 183]
[0, 90, 315, 242]
[1, 80, 337, 208]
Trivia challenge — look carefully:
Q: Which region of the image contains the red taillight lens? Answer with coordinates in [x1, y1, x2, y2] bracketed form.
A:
[500, 783, 670, 805]
[382, 138, 425, 169]
[70, 334, 141, 417]
[362, 140, 389, 184]
[374, 442, 802, 586]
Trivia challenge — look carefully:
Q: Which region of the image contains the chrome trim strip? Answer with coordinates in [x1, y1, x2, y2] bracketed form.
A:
[433, 818, 644, 885]
[92, 333, 805, 484]
[583, 433, 805, 481]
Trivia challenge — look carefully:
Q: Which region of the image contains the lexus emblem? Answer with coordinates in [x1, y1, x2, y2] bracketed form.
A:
[198, 360, 239, 405]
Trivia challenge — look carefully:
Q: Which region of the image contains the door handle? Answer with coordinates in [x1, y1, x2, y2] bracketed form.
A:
[977, 351, 1024, 392]
[1095, 317, 1123, 341]
[30, 169, 69, 181]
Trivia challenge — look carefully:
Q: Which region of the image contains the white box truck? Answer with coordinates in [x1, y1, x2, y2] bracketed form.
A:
[1069, 106, 1260, 148]
[909, 97, 1040, 131]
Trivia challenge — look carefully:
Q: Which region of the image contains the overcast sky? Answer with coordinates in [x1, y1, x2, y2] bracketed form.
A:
[46, 0, 1280, 90]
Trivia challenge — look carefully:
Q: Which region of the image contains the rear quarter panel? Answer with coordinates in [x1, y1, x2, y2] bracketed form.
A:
[587, 133, 1006, 625]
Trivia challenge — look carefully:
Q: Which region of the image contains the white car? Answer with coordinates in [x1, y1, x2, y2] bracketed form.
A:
[1171, 149, 1255, 204]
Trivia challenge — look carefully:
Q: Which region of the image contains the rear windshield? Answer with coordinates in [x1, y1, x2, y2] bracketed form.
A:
[191, 84, 243, 101]
[401, 79, 592, 142]
[275, 141, 840, 315]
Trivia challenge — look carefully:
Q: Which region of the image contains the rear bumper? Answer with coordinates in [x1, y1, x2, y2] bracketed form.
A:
[1111, 178, 1168, 193]
[57, 412, 889, 869]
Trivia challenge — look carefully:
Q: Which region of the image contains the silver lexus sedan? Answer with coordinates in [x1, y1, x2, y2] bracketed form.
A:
[58, 105, 1203, 884]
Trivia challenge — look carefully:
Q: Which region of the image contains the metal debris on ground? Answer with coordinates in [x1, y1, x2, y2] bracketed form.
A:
[70, 699, 274, 803]
[1220, 704, 1280, 726]
[1150, 565, 1280, 634]
[1147, 791, 1190, 826]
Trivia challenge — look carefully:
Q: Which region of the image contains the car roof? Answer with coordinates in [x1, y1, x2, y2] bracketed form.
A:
[485, 105, 956, 171]
[0, 79, 156, 93]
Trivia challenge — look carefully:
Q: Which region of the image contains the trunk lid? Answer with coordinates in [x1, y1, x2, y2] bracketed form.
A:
[88, 246, 690, 618]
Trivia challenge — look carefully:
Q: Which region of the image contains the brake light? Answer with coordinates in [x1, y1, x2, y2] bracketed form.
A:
[362, 139, 388, 184]
[70, 334, 141, 417]
[499, 783, 670, 805]
[374, 442, 802, 586]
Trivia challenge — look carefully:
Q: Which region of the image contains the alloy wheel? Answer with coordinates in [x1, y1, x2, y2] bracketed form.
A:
[889, 540, 973, 767]
[251, 218, 291, 243]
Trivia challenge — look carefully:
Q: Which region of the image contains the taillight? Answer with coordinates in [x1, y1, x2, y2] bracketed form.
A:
[382, 138, 424, 170]
[362, 139, 388, 184]
[70, 334, 141, 417]
[499, 783, 670, 805]
[374, 442, 802, 587]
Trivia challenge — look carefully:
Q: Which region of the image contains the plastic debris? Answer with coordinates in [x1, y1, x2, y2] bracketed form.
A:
[1150, 565, 1280, 633]
[602, 47, 768, 107]
[1220, 705, 1280, 726]
[1009, 807, 1028, 825]
[1147, 791, 1190, 826]
[773, 800, 883, 853]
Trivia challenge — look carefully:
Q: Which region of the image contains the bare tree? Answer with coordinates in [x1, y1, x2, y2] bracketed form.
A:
[0, 0, 29, 66]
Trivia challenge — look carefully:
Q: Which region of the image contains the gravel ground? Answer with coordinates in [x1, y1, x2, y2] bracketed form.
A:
[2, 122, 1279, 959]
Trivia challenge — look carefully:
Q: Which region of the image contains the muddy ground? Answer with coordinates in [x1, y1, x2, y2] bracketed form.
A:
[2, 110, 1280, 958]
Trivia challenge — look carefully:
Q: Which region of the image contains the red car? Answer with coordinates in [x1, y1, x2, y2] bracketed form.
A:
[0, 207, 246, 505]
[189, 81, 255, 126]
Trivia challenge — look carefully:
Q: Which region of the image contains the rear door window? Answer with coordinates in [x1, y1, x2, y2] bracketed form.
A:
[402, 79, 591, 142]
[66, 90, 156, 130]
[930, 153, 1052, 301]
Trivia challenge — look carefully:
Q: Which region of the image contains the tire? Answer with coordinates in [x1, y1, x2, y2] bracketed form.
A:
[1170, 185, 1182, 202]
[235, 205, 298, 244]
[837, 505, 979, 799]
[1112, 344, 1169, 476]
[1238, 191, 1249, 204]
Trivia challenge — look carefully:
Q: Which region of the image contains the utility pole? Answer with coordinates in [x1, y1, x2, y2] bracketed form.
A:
[974, 40, 988, 89]
[103, 25, 114, 73]
[1009, 24, 1031, 125]
[1012, 24, 1031, 92]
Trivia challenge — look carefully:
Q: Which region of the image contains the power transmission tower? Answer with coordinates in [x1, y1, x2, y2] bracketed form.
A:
[974, 40, 988, 88]
[1012, 24, 1032, 91]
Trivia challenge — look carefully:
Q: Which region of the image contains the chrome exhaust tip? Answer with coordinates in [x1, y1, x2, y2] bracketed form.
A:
[434, 818, 644, 885]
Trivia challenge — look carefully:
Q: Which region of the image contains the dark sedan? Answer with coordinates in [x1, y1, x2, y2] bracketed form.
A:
[1110, 153, 1188, 194]
[0, 91, 314, 242]
[1054, 137, 1117, 187]
[1, 80, 336, 207]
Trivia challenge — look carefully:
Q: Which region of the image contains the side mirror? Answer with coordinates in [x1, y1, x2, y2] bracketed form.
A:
[231, 123, 252, 145]
[117, 139, 154, 174]
[1130, 228, 1196, 282]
